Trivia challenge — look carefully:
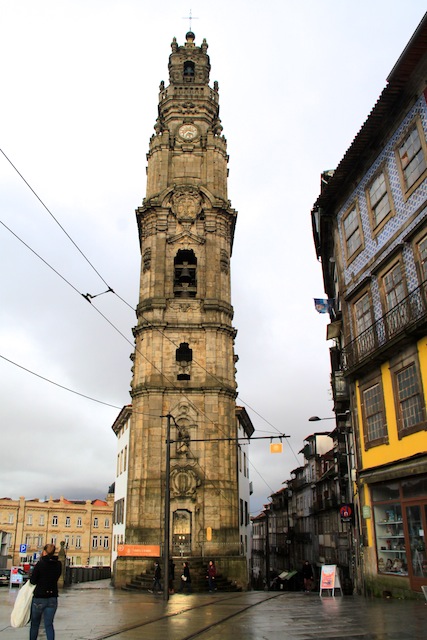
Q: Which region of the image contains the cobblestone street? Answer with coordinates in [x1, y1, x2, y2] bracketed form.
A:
[1, 581, 426, 639]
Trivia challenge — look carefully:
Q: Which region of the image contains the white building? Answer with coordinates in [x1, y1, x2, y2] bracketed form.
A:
[111, 405, 131, 564]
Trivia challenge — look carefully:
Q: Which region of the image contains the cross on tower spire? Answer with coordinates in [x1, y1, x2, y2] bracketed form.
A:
[182, 8, 198, 31]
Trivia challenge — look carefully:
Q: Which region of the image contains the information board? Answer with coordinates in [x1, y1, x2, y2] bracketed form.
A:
[117, 544, 160, 557]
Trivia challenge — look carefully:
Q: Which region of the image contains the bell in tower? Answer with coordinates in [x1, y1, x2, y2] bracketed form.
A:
[112, 32, 254, 591]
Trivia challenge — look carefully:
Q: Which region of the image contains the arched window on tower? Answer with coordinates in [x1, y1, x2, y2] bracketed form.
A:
[174, 250, 197, 298]
[176, 342, 192, 381]
[183, 61, 195, 79]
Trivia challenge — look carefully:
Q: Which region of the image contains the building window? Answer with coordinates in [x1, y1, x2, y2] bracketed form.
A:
[103, 536, 109, 549]
[39, 515, 45, 526]
[360, 375, 388, 448]
[414, 233, 427, 283]
[396, 119, 427, 197]
[353, 293, 370, 334]
[27, 514, 33, 525]
[379, 261, 409, 338]
[396, 364, 424, 432]
[366, 168, 393, 232]
[372, 483, 407, 577]
[52, 515, 58, 526]
[65, 516, 71, 527]
[76, 536, 81, 549]
[92, 536, 98, 549]
[105, 518, 110, 528]
[77, 517, 82, 528]
[176, 342, 193, 380]
[390, 347, 426, 438]
[183, 60, 195, 78]
[93, 517, 99, 528]
[8, 513, 14, 524]
[342, 203, 363, 262]
[123, 446, 127, 473]
[382, 263, 406, 311]
[174, 250, 197, 298]
[114, 499, 124, 525]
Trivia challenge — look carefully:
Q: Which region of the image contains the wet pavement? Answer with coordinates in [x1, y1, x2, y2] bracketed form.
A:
[0, 580, 426, 639]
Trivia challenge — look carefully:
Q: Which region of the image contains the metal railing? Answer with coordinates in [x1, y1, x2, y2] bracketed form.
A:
[343, 281, 427, 371]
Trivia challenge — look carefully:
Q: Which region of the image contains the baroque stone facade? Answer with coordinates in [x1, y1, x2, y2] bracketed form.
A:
[113, 32, 253, 589]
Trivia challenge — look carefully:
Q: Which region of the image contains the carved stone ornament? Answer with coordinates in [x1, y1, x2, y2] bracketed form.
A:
[220, 249, 229, 274]
[171, 187, 202, 221]
[170, 467, 201, 498]
[169, 299, 200, 313]
[142, 248, 151, 272]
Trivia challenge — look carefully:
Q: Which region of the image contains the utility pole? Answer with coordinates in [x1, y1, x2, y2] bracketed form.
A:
[163, 414, 172, 603]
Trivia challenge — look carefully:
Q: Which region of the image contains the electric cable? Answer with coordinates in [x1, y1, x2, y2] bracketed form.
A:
[1, 151, 300, 503]
[1, 148, 291, 441]
[1, 217, 297, 499]
[0, 147, 112, 290]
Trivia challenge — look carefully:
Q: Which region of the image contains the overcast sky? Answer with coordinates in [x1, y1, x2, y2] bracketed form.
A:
[1, 1, 426, 515]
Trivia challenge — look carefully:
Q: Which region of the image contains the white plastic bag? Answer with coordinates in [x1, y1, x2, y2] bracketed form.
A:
[10, 580, 36, 628]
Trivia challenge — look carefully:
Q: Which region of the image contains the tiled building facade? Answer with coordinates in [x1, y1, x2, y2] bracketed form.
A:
[312, 15, 427, 596]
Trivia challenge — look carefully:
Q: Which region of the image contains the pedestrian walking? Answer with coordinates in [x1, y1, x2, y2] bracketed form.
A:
[179, 561, 192, 593]
[301, 560, 314, 592]
[29, 543, 62, 640]
[207, 560, 217, 591]
[149, 561, 162, 594]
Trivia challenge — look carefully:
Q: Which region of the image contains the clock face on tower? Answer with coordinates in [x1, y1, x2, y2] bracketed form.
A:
[178, 123, 198, 141]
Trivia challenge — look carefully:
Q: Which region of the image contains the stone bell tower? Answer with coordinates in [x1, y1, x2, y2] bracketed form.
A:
[114, 32, 252, 588]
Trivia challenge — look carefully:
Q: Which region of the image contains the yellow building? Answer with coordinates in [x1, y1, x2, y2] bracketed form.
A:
[0, 495, 114, 568]
[312, 15, 427, 596]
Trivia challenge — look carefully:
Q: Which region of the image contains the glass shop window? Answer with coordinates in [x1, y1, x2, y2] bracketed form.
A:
[373, 502, 408, 576]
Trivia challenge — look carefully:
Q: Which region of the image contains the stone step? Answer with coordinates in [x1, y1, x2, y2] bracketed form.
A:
[123, 558, 242, 593]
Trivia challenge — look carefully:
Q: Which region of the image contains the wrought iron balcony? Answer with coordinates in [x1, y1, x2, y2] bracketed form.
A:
[343, 281, 427, 374]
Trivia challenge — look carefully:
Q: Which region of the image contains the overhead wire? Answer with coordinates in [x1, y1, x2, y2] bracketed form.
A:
[1, 148, 301, 502]
[1, 147, 294, 442]
[1, 147, 287, 431]
[1, 215, 249, 440]
[0, 147, 111, 289]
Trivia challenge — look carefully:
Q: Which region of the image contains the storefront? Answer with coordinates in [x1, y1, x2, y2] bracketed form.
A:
[371, 474, 427, 591]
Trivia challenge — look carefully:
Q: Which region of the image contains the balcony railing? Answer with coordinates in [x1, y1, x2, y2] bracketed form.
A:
[343, 281, 427, 372]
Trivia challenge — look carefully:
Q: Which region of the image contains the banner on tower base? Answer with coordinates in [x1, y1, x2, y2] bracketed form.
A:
[117, 544, 160, 557]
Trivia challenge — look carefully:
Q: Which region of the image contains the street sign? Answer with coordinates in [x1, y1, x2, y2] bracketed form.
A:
[19, 544, 27, 554]
[339, 504, 354, 524]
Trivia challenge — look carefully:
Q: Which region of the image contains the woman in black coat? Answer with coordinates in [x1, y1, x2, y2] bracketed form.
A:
[29, 543, 62, 640]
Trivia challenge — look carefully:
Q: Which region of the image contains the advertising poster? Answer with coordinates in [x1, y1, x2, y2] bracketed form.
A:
[320, 564, 342, 597]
